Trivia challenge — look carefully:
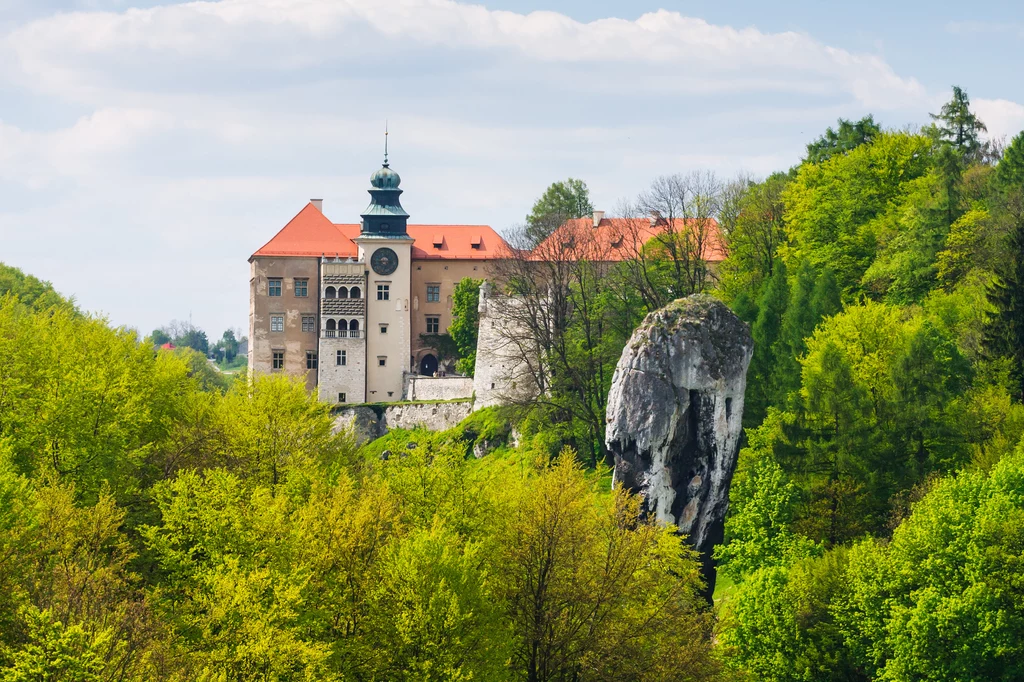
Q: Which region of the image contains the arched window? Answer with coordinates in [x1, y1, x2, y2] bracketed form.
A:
[326, 319, 336, 330]
[349, 319, 360, 331]
[350, 286, 361, 299]
[338, 286, 349, 299]
[338, 319, 348, 331]
[325, 286, 336, 299]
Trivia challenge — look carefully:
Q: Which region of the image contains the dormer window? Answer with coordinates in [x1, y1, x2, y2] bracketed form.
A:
[471, 235, 482, 249]
[433, 234, 443, 249]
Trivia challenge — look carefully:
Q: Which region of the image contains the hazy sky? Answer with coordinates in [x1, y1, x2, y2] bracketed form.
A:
[2, 0, 1023, 336]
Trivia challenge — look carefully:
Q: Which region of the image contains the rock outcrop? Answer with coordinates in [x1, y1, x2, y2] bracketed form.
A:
[333, 406, 384, 445]
[605, 294, 753, 599]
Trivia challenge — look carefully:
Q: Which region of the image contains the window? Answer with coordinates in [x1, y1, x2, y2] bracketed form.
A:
[426, 316, 440, 334]
[306, 351, 318, 370]
[380, 324, 388, 335]
[426, 284, 440, 302]
[377, 284, 390, 300]
[350, 286, 361, 299]
[301, 316, 315, 332]
[294, 279, 308, 297]
[325, 286, 336, 299]
[339, 392, 347, 403]
[272, 351, 284, 370]
[378, 357, 387, 367]
[271, 315, 284, 332]
[268, 279, 282, 296]
[338, 286, 348, 299]
[336, 350, 347, 366]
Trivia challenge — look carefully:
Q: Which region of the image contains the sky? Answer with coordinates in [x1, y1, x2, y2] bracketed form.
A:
[2, 0, 1024, 337]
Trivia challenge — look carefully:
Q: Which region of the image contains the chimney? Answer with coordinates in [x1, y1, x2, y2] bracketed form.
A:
[310, 198, 323, 212]
[592, 210, 605, 228]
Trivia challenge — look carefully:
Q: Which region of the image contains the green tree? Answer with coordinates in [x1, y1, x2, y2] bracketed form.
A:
[718, 173, 788, 303]
[448, 278, 482, 377]
[365, 524, 508, 681]
[998, 129, 1024, 188]
[784, 132, 934, 296]
[722, 551, 859, 682]
[173, 325, 209, 355]
[525, 178, 594, 246]
[747, 259, 789, 424]
[150, 328, 171, 346]
[2, 609, 110, 682]
[796, 302, 973, 542]
[220, 374, 349, 485]
[0, 263, 73, 313]
[805, 115, 882, 164]
[496, 452, 719, 682]
[859, 172, 948, 303]
[989, 131, 1024, 400]
[836, 445, 1024, 681]
[216, 328, 239, 362]
[774, 261, 818, 403]
[930, 86, 988, 159]
[716, 410, 818, 581]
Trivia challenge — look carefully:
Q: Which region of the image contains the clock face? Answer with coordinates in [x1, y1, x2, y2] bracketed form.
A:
[370, 247, 399, 275]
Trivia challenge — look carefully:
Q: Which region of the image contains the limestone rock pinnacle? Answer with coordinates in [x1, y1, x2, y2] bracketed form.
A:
[605, 294, 753, 598]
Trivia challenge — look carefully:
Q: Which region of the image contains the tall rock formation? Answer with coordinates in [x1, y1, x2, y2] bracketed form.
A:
[605, 294, 753, 599]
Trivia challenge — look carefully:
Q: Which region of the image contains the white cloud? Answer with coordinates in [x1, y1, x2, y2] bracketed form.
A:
[2, 0, 928, 109]
[974, 98, 1024, 142]
[0, 107, 172, 187]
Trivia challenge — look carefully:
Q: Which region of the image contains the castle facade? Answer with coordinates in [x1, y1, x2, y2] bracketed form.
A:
[248, 154, 504, 403]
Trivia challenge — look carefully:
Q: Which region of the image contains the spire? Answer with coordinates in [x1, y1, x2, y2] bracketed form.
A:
[362, 124, 409, 237]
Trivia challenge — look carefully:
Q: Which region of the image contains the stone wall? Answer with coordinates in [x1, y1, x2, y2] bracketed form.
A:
[404, 375, 474, 401]
[333, 400, 473, 443]
[384, 400, 473, 431]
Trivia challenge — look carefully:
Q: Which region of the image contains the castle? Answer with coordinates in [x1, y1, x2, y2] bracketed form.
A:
[248, 149, 504, 404]
[249, 147, 727, 407]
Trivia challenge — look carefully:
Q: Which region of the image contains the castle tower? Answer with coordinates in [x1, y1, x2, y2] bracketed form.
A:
[352, 136, 414, 401]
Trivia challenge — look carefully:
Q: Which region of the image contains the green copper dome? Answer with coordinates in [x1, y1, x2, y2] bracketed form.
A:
[370, 164, 401, 189]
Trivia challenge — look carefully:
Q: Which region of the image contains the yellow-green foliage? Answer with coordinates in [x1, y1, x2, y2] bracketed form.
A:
[0, 295, 720, 681]
[782, 132, 934, 297]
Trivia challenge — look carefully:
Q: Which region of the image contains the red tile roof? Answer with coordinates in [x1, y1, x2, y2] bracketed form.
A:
[531, 217, 726, 263]
[251, 202, 504, 261]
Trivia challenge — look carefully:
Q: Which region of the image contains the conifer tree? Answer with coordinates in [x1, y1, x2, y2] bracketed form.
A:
[774, 261, 817, 405]
[988, 134, 1024, 399]
[930, 86, 987, 159]
[810, 266, 842, 323]
[747, 260, 789, 424]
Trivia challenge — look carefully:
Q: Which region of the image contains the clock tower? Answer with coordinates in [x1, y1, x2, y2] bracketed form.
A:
[353, 139, 414, 401]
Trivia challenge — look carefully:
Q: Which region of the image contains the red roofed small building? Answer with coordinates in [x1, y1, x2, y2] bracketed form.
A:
[531, 211, 727, 265]
[249, 152, 506, 403]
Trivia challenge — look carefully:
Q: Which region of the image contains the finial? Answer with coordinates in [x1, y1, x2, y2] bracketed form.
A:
[383, 120, 389, 167]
